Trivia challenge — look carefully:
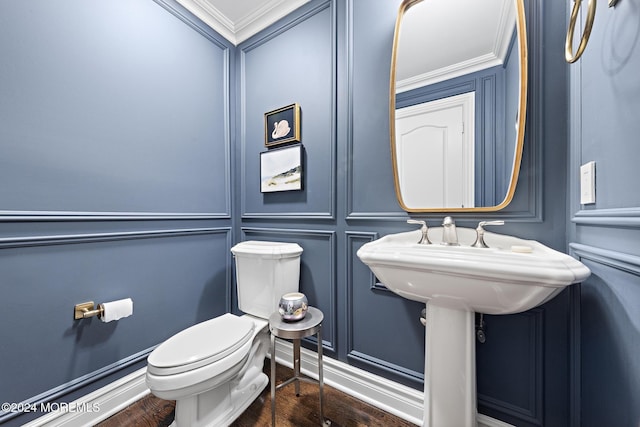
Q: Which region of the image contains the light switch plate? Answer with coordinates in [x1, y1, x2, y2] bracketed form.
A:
[580, 161, 596, 204]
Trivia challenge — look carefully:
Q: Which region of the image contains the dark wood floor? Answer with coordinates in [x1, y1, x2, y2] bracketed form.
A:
[98, 361, 417, 427]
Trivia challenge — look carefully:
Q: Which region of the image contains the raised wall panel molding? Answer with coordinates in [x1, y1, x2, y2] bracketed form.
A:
[569, 285, 582, 427]
[343, 0, 404, 220]
[572, 207, 640, 228]
[345, 232, 390, 293]
[156, 0, 234, 220]
[0, 227, 234, 315]
[570, 243, 640, 276]
[241, 211, 335, 220]
[239, 1, 336, 220]
[480, 74, 498, 205]
[345, 232, 424, 387]
[478, 309, 544, 426]
[522, 0, 544, 223]
[370, 280, 392, 293]
[241, 227, 337, 352]
[0, 227, 231, 249]
[345, 0, 541, 222]
[0, 226, 233, 424]
[2, 1, 233, 220]
[345, 231, 376, 351]
[0, 211, 231, 221]
[345, 211, 409, 220]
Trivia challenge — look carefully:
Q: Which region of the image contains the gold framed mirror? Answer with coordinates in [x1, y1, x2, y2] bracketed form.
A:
[390, 0, 527, 212]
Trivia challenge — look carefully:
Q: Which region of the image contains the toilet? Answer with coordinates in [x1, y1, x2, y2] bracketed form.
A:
[146, 240, 303, 427]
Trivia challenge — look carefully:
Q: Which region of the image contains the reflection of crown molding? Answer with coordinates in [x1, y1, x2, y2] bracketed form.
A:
[494, 0, 517, 66]
[396, 53, 503, 93]
[397, 0, 516, 95]
[176, 0, 310, 45]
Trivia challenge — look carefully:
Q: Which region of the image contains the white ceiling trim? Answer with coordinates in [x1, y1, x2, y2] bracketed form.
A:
[396, 53, 505, 94]
[176, 0, 310, 45]
[396, 0, 517, 94]
[493, 1, 517, 67]
[176, 0, 235, 42]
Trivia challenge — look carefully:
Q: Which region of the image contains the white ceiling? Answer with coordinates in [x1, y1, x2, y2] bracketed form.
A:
[176, 0, 310, 45]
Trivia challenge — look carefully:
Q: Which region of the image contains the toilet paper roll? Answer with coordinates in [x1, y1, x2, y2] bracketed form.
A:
[100, 298, 134, 323]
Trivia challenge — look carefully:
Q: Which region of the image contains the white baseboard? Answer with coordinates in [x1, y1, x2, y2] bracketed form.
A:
[22, 368, 149, 427]
[272, 340, 424, 425]
[477, 413, 516, 427]
[272, 340, 514, 427]
[25, 342, 513, 427]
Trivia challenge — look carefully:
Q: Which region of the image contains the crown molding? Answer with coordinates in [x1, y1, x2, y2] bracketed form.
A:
[176, 0, 310, 45]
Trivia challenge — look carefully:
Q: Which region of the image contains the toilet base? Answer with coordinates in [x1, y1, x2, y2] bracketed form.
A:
[163, 322, 270, 427]
[171, 369, 268, 427]
[147, 318, 269, 427]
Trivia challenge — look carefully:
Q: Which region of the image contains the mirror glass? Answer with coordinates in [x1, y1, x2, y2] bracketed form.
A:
[390, 0, 527, 212]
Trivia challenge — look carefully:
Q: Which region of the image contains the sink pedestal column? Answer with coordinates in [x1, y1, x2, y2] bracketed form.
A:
[423, 302, 476, 427]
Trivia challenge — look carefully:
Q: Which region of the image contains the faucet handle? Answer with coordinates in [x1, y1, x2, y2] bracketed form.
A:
[472, 220, 505, 248]
[478, 220, 505, 228]
[407, 219, 431, 244]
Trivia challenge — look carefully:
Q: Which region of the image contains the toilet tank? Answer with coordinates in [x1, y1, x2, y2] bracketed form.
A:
[231, 241, 303, 319]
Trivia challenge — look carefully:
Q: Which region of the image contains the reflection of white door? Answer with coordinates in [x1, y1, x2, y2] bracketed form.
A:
[395, 92, 474, 208]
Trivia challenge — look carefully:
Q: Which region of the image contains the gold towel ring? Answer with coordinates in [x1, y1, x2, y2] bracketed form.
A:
[565, 0, 597, 63]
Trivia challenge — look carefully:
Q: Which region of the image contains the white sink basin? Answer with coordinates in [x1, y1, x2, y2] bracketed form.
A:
[357, 227, 590, 314]
[357, 226, 590, 427]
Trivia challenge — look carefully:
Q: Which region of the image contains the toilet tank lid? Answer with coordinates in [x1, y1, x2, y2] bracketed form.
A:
[231, 241, 303, 259]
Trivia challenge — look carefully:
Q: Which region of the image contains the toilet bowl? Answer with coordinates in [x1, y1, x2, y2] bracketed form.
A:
[146, 241, 303, 427]
[146, 314, 269, 426]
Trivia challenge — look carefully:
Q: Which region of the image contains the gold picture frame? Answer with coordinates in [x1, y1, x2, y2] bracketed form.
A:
[264, 103, 301, 147]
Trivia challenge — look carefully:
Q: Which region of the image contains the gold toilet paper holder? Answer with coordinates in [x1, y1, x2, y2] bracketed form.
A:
[74, 301, 104, 320]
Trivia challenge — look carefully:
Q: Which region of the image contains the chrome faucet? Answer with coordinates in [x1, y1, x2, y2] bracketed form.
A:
[441, 216, 459, 246]
[407, 219, 431, 244]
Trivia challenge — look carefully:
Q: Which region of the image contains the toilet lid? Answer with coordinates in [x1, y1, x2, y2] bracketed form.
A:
[148, 313, 255, 374]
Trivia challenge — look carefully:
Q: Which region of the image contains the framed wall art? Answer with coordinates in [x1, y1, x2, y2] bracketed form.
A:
[264, 103, 301, 146]
[260, 145, 303, 193]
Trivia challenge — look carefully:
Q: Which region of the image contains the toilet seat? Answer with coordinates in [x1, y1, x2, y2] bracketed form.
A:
[147, 313, 255, 376]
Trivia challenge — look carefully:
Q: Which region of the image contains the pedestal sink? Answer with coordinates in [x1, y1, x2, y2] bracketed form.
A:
[356, 226, 590, 427]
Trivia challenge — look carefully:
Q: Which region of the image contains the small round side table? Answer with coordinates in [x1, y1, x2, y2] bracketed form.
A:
[268, 306, 324, 426]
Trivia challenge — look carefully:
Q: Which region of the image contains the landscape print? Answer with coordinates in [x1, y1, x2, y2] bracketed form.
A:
[260, 145, 303, 193]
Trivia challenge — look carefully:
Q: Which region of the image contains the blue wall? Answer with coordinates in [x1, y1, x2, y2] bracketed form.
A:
[3, 0, 628, 426]
[568, 0, 640, 426]
[0, 0, 234, 425]
[237, 1, 576, 426]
